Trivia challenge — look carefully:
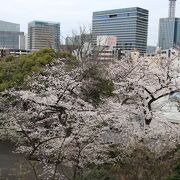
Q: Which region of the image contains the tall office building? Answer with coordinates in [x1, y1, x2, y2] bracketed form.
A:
[92, 7, 149, 54]
[28, 21, 60, 51]
[158, 0, 180, 49]
[0, 20, 24, 49]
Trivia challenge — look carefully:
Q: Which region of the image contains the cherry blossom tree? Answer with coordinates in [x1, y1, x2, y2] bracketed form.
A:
[0, 58, 114, 179]
[0, 49, 180, 179]
[108, 54, 180, 125]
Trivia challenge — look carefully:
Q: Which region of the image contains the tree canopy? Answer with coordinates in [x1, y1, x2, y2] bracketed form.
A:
[0, 48, 180, 180]
[0, 48, 57, 91]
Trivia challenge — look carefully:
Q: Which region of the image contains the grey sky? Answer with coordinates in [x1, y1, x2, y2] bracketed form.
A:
[1, 0, 180, 46]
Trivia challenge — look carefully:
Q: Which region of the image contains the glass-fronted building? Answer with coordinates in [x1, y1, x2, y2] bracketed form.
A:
[174, 18, 180, 47]
[92, 7, 149, 54]
[28, 21, 60, 51]
[0, 20, 23, 49]
[158, 18, 180, 49]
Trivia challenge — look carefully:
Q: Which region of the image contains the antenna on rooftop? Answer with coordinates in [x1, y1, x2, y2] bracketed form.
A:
[169, 0, 177, 18]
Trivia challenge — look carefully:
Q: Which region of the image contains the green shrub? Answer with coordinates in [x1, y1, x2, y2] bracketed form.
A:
[79, 168, 113, 180]
[168, 162, 180, 180]
[58, 51, 75, 59]
[4, 56, 16, 62]
[82, 66, 114, 106]
[79, 146, 179, 180]
[0, 48, 56, 91]
[58, 51, 78, 70]
[65, 58, 78, 70]
[168, 148, 180, 180]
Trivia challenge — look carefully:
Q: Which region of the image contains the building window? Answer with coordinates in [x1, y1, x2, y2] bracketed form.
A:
[109, 14, 117, 18]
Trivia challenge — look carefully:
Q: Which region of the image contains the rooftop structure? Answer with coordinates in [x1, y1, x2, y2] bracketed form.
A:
[158, 0, 180, 49]
[169, 0, 177, 18]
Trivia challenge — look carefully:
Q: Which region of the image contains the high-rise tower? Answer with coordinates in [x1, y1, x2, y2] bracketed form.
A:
[158, 0, 180, 49]
[169, 0, 177, 18]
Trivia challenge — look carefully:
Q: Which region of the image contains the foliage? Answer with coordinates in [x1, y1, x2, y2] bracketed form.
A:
[79, 168, 113, 180]
[58, 51, 76, 59]
[1, 49, 180, 180]
[80, 146, 180, 180]
[82, 66, 114, 106]
[0, 48, 56, 91]
[168, 162, 180, 180]
[58, 51, 78, 70]
[108, 56, 180, 124]
[168, 148, 180, 180]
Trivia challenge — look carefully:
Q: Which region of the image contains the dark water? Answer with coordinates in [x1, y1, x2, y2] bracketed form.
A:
[0, 141, 72, 180]
[0, 141, 35, 180]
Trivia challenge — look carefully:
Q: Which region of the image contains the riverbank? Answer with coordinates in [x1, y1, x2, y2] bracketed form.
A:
[0, 141, 36, 180]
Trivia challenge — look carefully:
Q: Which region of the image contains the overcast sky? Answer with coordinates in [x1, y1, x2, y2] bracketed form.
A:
[1, 0, 180, 46]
